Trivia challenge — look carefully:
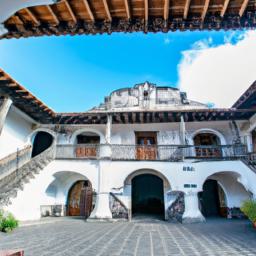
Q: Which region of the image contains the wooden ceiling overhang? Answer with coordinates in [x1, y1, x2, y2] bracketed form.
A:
[232, 81, 256, 109]
[0, 69, 55, 123]
[1, 69, 255, 124]
[1, 0, 256, 39]
[56, 108, 256, 124]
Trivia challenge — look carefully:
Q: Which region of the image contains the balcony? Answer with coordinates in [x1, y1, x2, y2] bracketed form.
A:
[55, 144, 247, 161]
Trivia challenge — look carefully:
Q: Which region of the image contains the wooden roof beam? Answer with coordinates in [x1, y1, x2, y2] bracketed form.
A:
[164, 0, 170, 21]
[102, 0, 112, 22]
[24, 8, 40, 26]
[145, 0, 149, 22]
[239, 0, 249, 17]
[124, 0, 131, 20]
[63, 0, 77, 23]
[46, 5, 59, 25]
[183, 0, 191, 19]
[81, 0, 95, 22]
[220, 0, 230, 17]
[201, 0, 210, 22]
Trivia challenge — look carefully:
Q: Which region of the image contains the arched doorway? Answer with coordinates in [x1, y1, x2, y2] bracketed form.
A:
[67, 180, 93, 218]
[32, 131, 53, 158]
[199, 179, 227, 218]
[132, 174, 164, 218]
[75, 132, 100, 158]
[194, 133, 221, 158]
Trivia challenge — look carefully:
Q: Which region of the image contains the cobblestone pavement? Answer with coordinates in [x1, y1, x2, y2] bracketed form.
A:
[0, 218, 256, 256]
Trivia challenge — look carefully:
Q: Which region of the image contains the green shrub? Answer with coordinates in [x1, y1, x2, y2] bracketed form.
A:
[241, 199, 256, 223]
[0, 210, 19, 233]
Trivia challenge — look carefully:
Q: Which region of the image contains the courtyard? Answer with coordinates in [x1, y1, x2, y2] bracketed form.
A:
[0, 218, 255, 256]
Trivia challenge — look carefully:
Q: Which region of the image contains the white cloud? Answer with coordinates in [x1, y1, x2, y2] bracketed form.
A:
[178, 31, 256, 108]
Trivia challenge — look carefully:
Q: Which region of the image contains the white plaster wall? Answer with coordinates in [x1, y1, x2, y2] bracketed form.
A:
[209, 173, 251, 207]
[0, 108, 33, 158]
[5, 158, 256, 221]
[44, 121, 237, 147]
[5, 160, 99, 221]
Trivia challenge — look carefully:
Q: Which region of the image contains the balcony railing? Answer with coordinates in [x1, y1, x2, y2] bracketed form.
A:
[0, 145, 32, 179]
[55, 144, 247, 161]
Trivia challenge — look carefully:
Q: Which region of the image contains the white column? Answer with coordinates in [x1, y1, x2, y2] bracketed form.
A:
[88, 161, 112, 220]
[0, 97, 12, 135]
[100, 114, 112, 159]
[105, 114, 112, 144]
[244, 133, 253, 153]
[182, 192, 205, 223]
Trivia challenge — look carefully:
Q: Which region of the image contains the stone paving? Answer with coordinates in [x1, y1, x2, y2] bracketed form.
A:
[0, 218, 256, 256]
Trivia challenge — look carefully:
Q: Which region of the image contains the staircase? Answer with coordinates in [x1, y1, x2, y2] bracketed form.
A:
[0, 145, 55, 206]
[242, 153, 256, 174]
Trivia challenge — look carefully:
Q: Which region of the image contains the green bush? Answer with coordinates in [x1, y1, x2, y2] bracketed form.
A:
[241, 199, 256, 223]
[0, 210, 19, 233]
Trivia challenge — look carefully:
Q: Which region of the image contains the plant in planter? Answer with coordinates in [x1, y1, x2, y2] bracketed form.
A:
[241, 199, 256, 228]
[0, 210, 19, 233]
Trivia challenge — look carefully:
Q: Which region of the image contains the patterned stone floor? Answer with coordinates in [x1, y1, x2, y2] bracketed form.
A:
[0, 218, 256, 256]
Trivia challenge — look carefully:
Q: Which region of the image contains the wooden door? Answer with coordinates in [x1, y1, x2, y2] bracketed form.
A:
[68, 181, 93, 217]
[76, 146, 97, 158]
[136, 132, 157, 160]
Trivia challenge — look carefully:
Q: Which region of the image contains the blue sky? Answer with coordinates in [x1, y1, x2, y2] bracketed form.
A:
[0, 30, 244, 112]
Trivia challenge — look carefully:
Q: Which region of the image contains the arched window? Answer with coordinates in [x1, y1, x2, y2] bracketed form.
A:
[194, 133, 221, 158]
[31, 131, 53, 158]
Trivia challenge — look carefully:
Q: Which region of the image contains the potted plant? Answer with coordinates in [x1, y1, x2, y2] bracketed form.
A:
[241, 199, 256, 228]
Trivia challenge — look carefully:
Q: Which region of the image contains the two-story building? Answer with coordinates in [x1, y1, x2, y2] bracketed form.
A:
[0, 69, 256, 223]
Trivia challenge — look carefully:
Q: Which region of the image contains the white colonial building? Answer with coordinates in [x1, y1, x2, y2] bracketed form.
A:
[1, 69, 256, 223]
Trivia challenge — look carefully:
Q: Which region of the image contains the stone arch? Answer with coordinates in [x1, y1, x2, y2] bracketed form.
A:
[27, 128, 56, 144]
[124, 168, 171, 190]
[124, 169, 171, 220]
[44, 171, 95, 217]
[29, 129, 55, 158]
[199, 171, 251, 218]
[189, 128, 226, 146]
[70, 128, 106, 144]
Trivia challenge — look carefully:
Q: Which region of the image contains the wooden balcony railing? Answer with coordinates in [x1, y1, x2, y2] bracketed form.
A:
[55, 144, 248, 161]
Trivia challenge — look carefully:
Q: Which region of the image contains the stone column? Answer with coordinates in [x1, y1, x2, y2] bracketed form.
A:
[0, 97, 12, 135]
[182, 192, 205, 223]
[88, 161, 112, 220]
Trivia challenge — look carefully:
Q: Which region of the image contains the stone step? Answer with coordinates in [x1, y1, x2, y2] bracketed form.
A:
[0, 146, 54, 206]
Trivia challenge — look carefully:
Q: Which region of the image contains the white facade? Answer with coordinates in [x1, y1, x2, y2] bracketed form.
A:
[1, 82, 256, 223]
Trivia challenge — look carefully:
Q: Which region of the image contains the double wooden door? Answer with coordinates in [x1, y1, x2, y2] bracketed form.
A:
[68, 180, 93, 218]
[136, 132, 157, 160]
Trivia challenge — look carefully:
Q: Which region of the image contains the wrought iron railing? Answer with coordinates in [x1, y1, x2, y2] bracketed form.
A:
[55, 144, 248, 161]
[0, 145, 32, 179]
